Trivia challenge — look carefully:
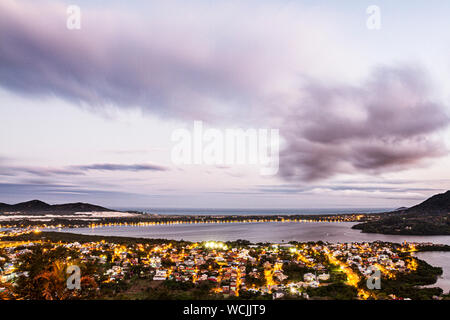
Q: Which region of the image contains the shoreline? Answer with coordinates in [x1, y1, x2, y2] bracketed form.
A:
[3, 230, 450, 248]
[3, 220, 450, 245]
[0, 207, 447, 237]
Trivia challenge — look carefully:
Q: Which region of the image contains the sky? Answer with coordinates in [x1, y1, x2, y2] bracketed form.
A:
[1, 0, 450, 209]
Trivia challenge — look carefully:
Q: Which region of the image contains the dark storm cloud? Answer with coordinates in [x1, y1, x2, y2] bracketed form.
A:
[0, 0, 263, 121]
[279, 66, 450, 181]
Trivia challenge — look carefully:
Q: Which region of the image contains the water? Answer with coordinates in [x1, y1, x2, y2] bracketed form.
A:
[115, 207, 393, 216]
[415, 252, 450, 294]
[59, 221, 450, 245]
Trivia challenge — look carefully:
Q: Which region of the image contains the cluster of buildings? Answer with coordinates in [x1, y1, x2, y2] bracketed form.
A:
[0, 241, 36, 285]
[325, 242, 417, 280]
[0, 233, 421, 299]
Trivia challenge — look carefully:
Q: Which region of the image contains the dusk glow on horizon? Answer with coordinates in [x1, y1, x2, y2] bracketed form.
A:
[1, 0, 449, 208]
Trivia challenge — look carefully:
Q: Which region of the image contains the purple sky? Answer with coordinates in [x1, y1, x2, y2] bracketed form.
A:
[0, 0, 449, 208]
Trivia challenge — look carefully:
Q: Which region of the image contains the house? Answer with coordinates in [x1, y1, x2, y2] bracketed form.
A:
[273, 290, 285, 299]
[153, 269, 167, 281]
[396, 260, 405, 267]
[304, 273, 316, 282]
[318, 273, 330, 281]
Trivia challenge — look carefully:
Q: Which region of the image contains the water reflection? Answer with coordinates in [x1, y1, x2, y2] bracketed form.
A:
[59, 222, 450, 245]
[415, 251, 450, 294]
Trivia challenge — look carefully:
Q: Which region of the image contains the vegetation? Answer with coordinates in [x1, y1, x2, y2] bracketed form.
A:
[282, 263, 316, 282]
[13, 244, 98, 299]
[353, 214, 450, 235]
[307, 283, 357, 300]
[1, 231, 190, 246]
[371, 259, 443, 300]
[416, 244, 450, 252]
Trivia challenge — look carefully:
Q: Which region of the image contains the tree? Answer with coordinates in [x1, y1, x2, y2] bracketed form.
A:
[34, 260, 70, 300]
[0, 282, 15, 300]
[13, 244, 97, 300]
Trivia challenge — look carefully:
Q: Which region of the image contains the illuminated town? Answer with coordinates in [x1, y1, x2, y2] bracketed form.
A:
[0, 213, 370, 230]
[0, 228, 446, 300]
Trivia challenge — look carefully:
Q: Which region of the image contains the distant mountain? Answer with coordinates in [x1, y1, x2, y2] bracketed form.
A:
[0, 200, 115, 214]
[52, 202, 114, 212]
[0, 202, 11, 210]
[353, 190, 450, 235]
[8, 200, 52, 211]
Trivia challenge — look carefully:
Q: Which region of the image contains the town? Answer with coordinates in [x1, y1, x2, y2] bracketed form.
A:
[0, 229, 447, 300]
[0, 213, 370, 229]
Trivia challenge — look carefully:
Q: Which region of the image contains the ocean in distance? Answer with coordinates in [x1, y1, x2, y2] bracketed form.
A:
[114, 207, 394, 216]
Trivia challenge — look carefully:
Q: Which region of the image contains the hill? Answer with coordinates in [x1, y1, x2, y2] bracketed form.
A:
[353, 190, 450, 235]
[402, 190, 450, 215]
[0, 200, 115, 214]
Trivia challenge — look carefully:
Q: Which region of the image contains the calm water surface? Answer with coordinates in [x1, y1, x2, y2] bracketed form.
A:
[59, 222, 450, 245]
[415, 251, 450, 294]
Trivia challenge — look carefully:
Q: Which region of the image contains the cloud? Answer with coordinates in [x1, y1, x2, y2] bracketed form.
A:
[0, 0, 449, 184]
[205, 183, 438, 201]
[255, 184, 443, 195]
[279, 66, 449, 181]
[0, 166, 83, 177]
[0, 182, 150, 205]
[0, 163, 167, 177]
[71, 163, 167, 172]
[0, 0, 325, 122]
[0, 182, 86, 197]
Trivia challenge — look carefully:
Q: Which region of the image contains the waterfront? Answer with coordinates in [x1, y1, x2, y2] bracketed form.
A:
[415, 251, 450, 294]
[55, 222, 450, 295]
[59, 221, 450, 245]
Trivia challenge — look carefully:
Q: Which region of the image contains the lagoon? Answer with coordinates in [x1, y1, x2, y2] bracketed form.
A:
[59, 221, 450, 245]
